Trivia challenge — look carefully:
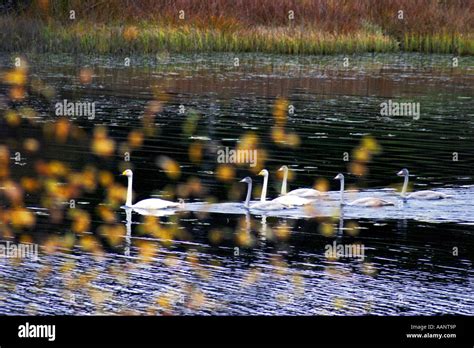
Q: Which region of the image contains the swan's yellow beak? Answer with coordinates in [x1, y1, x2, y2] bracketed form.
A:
[121, 170, 127, 175]
[258, 170, 264, 176]
[278, 166, 283, 171]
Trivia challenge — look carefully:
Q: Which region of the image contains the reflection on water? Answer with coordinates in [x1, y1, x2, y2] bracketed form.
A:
[0, 210, 472, 315]
[0, 52, 473, 315]
[178, 186, 474, 224]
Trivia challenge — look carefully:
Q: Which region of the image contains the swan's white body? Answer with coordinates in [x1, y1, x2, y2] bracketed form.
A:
[273, 194, 311, 206]
[251, 200, 287, 211]
[279, 165, 323, 198]
[335, 174, 394, 207]
[261, 169, 311, 207]
[347, 197, 394, 207]
[131, 198, 179, 209]
[240, 176, 287, 211]
[397, 169, 452, 200]
[122, 169, 180, 209]
[406, 191, 450, 200]
[132, 207, 179, 217]
[286, 188, 322, 198]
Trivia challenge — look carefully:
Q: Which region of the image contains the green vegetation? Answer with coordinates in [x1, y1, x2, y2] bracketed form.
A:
[1, 0, 473, 55]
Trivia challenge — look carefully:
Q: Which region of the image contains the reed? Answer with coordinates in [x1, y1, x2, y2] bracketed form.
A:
[1, 0, 472, 55]
[0, 19, 400, 54]
[19, 0, 472, 35]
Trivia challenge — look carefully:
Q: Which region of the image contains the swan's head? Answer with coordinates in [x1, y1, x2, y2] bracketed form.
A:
[258, 169, 269, 177]
[240, 177, 252, 184]
[334, 173, 344, 181]
[122, 169, 133, 177]
[397, 168, 409, 177]
[278, 165, 288, 172]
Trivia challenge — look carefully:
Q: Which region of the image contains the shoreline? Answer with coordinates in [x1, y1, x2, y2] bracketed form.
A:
[2, 19, 472, 55]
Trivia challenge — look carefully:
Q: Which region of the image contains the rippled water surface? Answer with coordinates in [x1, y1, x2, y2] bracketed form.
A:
[0, 53, 473, 315]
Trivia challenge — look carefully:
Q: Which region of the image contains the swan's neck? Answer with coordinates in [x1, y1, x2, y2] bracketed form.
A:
[261, 174, 268, 202]
[339, 178, 345, 205]
[281, 169, 288, 195]
[244, 181, 252, 208]
[126, 176, 133, 207]
[401, 174, 409, 197]
[125, 208, 132, 257]
[338, 214, 344, 234]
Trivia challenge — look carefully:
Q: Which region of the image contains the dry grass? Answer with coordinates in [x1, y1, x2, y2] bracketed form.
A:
[19, 0, 472, 34]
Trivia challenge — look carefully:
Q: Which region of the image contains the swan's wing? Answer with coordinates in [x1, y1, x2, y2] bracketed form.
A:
[378, 199, 395, 206]
[132, 208, 178, 217]
[133, 198, 180, 209]
[349, 197, 394, 207]
[408, 190, 447, 200]
[250, 201, 287, 211]
[348, 197, 371, 206]
[287, 188, 322, 197]
[273, 195, 310, 206]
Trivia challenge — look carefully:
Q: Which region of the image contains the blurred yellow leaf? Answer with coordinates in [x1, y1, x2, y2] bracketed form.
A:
[188, 142, 203, 163]
[4, 69, 26, 85]
[157, 156, 181, 180]
[216, 164, 235, 182]
[314, 177, 329, 192]
[273, 97, 288, 126]
[128, 130, 144, 149]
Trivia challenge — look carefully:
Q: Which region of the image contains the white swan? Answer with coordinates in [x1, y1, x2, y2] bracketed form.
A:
[278, 165, 323, 198]
[121, 169, 181, 209]
[397, 168, 452, 200]
[240, 177, 287, 211]
[334, 173, 394, 207]
[259, 169, 311, 207]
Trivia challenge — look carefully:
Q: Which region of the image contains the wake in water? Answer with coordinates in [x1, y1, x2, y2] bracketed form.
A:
[126, 186, 474, 224]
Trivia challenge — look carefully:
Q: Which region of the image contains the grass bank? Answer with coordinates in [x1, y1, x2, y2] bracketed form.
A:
[1, 0, 473, 55]
[2, 18, 473, 55]
[1, 19, 402, 55]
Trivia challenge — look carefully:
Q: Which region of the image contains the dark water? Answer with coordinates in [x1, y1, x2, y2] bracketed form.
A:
[0, 53, 473, 315]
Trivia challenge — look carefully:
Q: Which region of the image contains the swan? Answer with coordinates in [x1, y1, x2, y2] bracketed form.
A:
[258, 169, 311, 207]
[334, 173, 394, 207]
[124, 208, 132, 257]
[121, 169, 181, 209]
[240, 177, 287, 210]
[132, 207, 180, 217]
[278, 165, 323, 198]
[397, 168, 452, 200]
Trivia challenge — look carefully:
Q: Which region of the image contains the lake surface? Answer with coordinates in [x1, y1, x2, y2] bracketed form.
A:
[0, 52, 473, 315]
